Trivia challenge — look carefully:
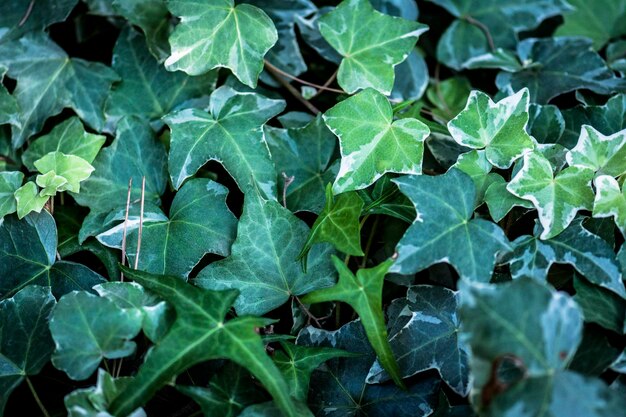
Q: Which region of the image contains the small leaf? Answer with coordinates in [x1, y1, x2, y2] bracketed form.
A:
[593, 175, 626, 236]
[34, 152, 95, 193]
[0, 171, 23, 218]
[484, 175, 533, 222]
[566, 125, 626, 177]
[451, 149, 500, 205]
[561, 93, 626, 148]
[14, 182, 48, 219]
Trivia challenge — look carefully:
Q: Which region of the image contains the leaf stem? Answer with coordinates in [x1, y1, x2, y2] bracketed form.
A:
[462, 15, 495, 51]
[264, 60, 344, 94]
[134, 176, 146, 270]
[264, 61, 321, 115]
[121, 178, 133, 281]
[281, 172, 295, 208]
[361, 215, 379, 268]
[18, 0, 35, 27]
[26, 377, 51, 417]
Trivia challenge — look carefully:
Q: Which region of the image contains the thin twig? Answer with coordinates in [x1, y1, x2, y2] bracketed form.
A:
[18, 0, 36, 27]
[281, 172, 295, 207]
[265, 62, 321, 114]
[293, 295, 323, 327]
[311, 70, 339, 99]
[463, 15, 495, 51]
[264, 60, 344, 93]
[360, 216, 379, 268]
[134, 176, 146, 270]
[120, 178, 133, 281]
[26, 378, 51, 417]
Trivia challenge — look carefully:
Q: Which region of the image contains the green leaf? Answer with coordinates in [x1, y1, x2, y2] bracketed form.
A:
[14, 182, 49, 219]
[508, 218, 626, 298]
[0, 211, 105, 298]
[0, 66, 20, 130]
[164, 86, 285, 195]
[0, 171, 23, 218]
[0, 286, 55, 415]
[324, 88, 430, 193]
[274, 341, 356, 401]
[0, 0, 78, 43]
[112, 0, 170, 62]
[593, 175, 626, 236]
[301, 256, 403, 387]
[573, 276, 626, 334]
[448, 88, 535, 169]
[74, 117, 168, 214]
[298, 185, 363, 267]
[426, 76, 473, 123]
[451, 149, 500, 205]
[125, 179, 237, 278]
[0, 33, 119, 147]
[484, 175, 533, 222]
[319, 0, 428, 94]
[265, 115, 338, 213]
[366, 285, 470, 396]
[36, 171, 68, 197]
[195, 190, 335, 315]
[164, 0, 278, 88]
[297, 320, 440, 416]
[50, 291, 143, 380]
[391, 169, 511, 282]
[21, 117, 106, 171]
[34, 152, 95, 193]
[105, 28, 216, 129]
[561, 93, 626, 148]
[507, 151, 595, 240]
[566, 125, 626, 177]
[496, 37, 626, 104]
[556, 0, 626, 50]
[528, 103, 565, 144]
[109, 266, 306, 417]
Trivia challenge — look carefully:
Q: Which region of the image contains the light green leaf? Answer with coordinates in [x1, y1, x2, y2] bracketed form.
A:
[74, 117, 168, 214]
[35, 171, 68, 197]
[109, 266, 307, 417]
[508, 218, 626, 299]
[14, 182, 48, 219]
[324, 88, 430, 193]
[366, 285, 470, 396]
[556, 0, 626, 50]
[0, 0, 78, 43]
[112, 0, 170, 62]
[507, 151, 595, 239]
[164, 0, 278, 88]
[22, 117, 106, 171]
[593, 175, 626, 236]
[0, 171, 23, 218]
[298, 184, 363, 267]
[125, 179, 237, 278]
[319, 0, 428, 94]
[164, 86, 285, 195]
[484, 175, 533, 222]
[106, 28, 216, 128]
[195, 190, 335, 315]
[34, 152, 95, 193]
[451, 150, 500, 205]
[301, 256, 403, 387]
[50, 291, 143, 380]
[448, 88, 535, 169]
[0, 33, 119, 147]
[566, 125, 626, 177]
[391, 169, 511, 282]
[0, 286, 55, 416]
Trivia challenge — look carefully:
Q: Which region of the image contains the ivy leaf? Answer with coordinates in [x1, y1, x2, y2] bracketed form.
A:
[50, 291, 143, 380]
[34, 152, 95, 193]
[106, 28, 216, 129]
[508, 218, 626, 299]
[265, 115, 338, 213]
[496, 37, 626, 104]
[0, 171, 23, 218]
[74, 117, 168, 214]
[22, 117, 105, 171]
[0, 286, 55, 416]
[561, 93, 626, 148]
[593, 175, 626, 236]
[164, 0, 278, 88]
[298, 185, 364, 267]
[556, 0, 626, 50]
[367, 285, 470, 396]
[0, 0, 78, 43]
[109, 266, 306, 417]
[164, 86, 285, 196]
[297, 320, 440, 417]
[318, 0, 428, 94]
[573, 276, 626, 334]
[528, 103, 565, 144]
[301, 256, 403, 387]
[0, 67, 20, 130]
[195, 190, 335, 315]
[324, 88, 430, 193]
[391, 169, 511, 282]
[484, 175, 533, 222]
[451, 150, 500, 205]
[14, 182, 48, 219]
[0, 211, 105, 299]
[426, 76, 473, 123]
[448, 88, 535, 169]
[566, 125, 626, 177]
[125, 179, 237, 278]
[0, 33, 119, 147]
[507, 151, 595, 239]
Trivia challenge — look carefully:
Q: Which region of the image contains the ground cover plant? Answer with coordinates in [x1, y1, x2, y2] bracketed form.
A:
[2, 0, 626, 416]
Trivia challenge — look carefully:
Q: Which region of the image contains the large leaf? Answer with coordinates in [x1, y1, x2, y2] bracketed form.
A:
[0, 286, 55, 415]
[324, 88, 430, 193]
[0, 33, 119, 147]
[297, 320, 440, 417]
[124, 179, 237, 278]
[573, 276, 626, 334]
[496, 37, 626, 104]
[0, 211, 105, 299]
[318, 0, 427, 94]
[391, 169, 511, 282]
[108, 266, 306, 417]
[106, 28, 216, 129]
[164, 86, 284, 195]
[195, 190, 335, 315]
[447, 88, 535, 169]
[593, 175, 626, 236]
[366, 285, 470, 396]
[566, 125, 626, 177]
[556, 0, 626, 50]
[301, 257, 403, 387]
[50, 291, 143, 380]
[112, 0, 170, 62]
[164, 0, 278, 88]
[507, 151, 595, 239]
[0, 0, 78, 43]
